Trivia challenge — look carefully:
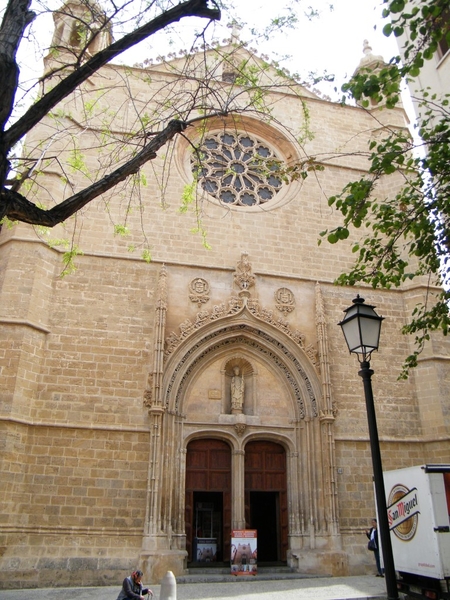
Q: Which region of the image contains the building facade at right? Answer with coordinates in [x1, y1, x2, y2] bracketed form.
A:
[394, 1, 450, 118]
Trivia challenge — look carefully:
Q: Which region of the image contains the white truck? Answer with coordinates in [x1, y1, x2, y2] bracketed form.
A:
[382, 464, 450, 599]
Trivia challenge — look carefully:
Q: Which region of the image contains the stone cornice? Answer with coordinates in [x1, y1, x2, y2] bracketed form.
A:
[0, 415, 148, 433]
[0, 318, 50, 334]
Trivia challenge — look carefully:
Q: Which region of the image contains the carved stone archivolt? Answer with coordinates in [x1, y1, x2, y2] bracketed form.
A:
[189, 277, 210, 306]
[275, 287, 295, 314]
[165, 297, 309, 357]
[162, 255, 321, 419]
[165, 326, 315, 419]
[165, 297, 319, 373]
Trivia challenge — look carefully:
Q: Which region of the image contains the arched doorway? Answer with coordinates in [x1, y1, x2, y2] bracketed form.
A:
[245, 440, 288, 563]
[185, 439, 231, 564]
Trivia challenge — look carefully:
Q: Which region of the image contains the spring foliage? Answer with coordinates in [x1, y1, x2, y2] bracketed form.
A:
[321, 0, 450, 376]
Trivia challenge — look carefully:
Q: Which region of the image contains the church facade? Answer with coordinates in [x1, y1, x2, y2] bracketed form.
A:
[0, 4, 449, 588]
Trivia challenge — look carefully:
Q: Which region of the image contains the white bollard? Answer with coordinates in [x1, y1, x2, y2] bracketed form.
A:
[160, 570, 177, 600]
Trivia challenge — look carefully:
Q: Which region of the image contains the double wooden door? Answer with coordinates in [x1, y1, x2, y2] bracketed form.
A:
[185, 439, 287, 563]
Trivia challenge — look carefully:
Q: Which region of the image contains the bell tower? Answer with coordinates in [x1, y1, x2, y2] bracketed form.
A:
[352, 39, 393, 110]
[47, 0, 112, 70]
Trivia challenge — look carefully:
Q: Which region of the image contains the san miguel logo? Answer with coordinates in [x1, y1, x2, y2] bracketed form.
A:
[387, 484, 420, 541]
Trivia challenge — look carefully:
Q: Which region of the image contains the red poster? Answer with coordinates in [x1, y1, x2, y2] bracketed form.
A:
[231, 529, 257, 576]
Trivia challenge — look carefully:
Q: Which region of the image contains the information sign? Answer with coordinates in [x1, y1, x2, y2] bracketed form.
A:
[230, 529, 257, 576]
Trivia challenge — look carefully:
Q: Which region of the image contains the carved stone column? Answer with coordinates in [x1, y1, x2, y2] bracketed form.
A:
[142, 266, 168, 541]
[315, 283, 340, 536]
[232, 449, 245, 529]
[140, 266, 187, 581]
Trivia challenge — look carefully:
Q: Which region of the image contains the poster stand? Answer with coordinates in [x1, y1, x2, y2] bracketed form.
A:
[230, 529, 257, 576]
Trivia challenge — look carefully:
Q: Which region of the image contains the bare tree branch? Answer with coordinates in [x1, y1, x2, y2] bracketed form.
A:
[1, 118, 189, 225]
[3, 0, 220, 149]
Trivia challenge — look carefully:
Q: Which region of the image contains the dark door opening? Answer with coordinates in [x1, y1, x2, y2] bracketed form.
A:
[244, 440, 288, 562]
[192, 491, 223, 563]
[249, 491, 280, 562]
[185, 439, 231, 565]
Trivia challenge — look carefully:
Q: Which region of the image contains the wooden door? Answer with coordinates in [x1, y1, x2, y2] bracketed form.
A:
[244, 441, 288, 561]
[185, 439, 231, 562]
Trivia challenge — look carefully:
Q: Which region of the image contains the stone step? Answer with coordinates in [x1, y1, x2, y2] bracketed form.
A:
[178, 565, 324, 584]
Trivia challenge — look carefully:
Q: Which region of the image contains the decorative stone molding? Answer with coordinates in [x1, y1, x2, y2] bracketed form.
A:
[144, 266, 168, 410]
[143, 389, 152, 408]
[304, 345, 319, 368]
[319, 410, 335, 424]
[189, 277, 210, 306]
[163, 255, 319, 419]
[275, 287, 295, 314]
[234, 423, 247, 436]
[315, 282, 333, 410]
[234, 252, 255, 291]
[167, 409, 185, 417]
[156, 264, 168, 311]
[164, 255, 319, 367]
[164, 296, 315, 366]
[143, 375, 153, 407]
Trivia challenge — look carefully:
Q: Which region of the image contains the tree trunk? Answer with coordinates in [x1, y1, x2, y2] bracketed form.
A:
[0, 0, 35, 186]
[0, 0, 35, 129]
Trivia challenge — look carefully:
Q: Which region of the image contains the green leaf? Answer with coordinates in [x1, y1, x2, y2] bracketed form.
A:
[390, 0, 405, 13]
[383, 22, 393, 36]
[327, 232, 338, 244]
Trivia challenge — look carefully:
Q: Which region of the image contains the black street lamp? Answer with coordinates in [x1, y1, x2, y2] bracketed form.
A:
[339, 295, 398, 600]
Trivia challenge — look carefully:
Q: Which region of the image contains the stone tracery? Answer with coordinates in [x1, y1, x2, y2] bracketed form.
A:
[192, 132, 284, 207]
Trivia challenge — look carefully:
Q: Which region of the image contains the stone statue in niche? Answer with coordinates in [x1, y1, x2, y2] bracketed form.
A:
[231, 366, 245, 413]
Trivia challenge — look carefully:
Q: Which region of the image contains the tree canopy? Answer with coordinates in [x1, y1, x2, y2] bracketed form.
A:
[0, 0, 222, 225]
[320, 0, 450, 376]
[0, 0, 325, 236]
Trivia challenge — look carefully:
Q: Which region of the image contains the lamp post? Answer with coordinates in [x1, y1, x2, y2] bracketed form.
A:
[338, 295, 398, 600]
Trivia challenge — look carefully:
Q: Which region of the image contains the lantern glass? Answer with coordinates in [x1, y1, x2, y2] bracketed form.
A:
[339, 296, 383, 360]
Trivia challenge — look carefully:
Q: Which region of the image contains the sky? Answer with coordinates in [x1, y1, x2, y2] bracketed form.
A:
[267, 0, 400, 94]
[221, 0, 400, 95]
[119, 0, 402, 99]
[14, 0, 409, 117]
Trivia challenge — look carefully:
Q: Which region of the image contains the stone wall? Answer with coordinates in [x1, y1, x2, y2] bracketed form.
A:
[1, 36, 449, 588]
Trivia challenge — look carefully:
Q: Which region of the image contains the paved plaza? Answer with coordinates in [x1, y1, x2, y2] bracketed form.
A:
[0, 575, 388, 600]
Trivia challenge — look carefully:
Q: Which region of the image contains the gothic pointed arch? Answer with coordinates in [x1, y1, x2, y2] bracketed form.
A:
[141, 258, 342, 578]
[162, 301, 322, 420]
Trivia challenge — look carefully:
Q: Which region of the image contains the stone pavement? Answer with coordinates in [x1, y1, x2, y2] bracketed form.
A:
[0, 576, 388, 600]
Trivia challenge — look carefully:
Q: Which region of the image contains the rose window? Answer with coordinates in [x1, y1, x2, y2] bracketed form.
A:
[192, 132, 284, 207]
